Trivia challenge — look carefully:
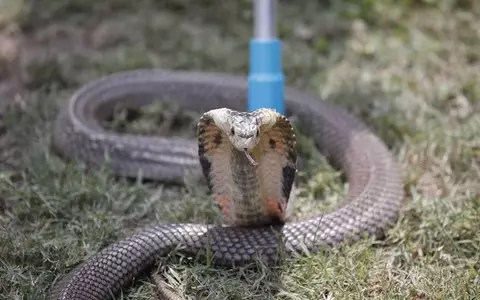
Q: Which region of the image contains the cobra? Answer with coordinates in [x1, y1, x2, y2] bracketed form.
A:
[48, 69, 405, 300]
[197, 107, 296, 226]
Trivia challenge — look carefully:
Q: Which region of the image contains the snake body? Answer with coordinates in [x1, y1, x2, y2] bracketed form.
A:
[197, 108, 297, 226]
[49, 69, 404, 300]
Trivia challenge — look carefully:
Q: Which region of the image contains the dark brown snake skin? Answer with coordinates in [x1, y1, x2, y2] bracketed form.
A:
[49, 69, 404, 300]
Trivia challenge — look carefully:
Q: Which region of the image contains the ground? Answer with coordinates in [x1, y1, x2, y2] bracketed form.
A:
[1, 0, 479, 299]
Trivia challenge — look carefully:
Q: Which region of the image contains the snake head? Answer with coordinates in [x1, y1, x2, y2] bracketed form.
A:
[228, 114, 261, 151]
[200, 108, 277, 152]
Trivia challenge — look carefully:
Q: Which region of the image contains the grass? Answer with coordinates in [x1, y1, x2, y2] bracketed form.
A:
[1, 0, 479, 299]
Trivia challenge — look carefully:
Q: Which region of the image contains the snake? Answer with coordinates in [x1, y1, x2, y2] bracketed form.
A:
[197, 107, 297, 227]
[48, 69, 405, 300]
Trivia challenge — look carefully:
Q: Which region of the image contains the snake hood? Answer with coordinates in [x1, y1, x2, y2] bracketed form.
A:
[205, 108, 277, 151]
[197, 107, 297, 226]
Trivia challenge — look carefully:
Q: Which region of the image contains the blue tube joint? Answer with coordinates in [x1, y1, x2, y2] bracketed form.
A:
[247, 39, 285, 114]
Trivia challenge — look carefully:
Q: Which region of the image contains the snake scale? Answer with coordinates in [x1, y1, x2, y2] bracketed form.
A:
[48, 69, 404, 299]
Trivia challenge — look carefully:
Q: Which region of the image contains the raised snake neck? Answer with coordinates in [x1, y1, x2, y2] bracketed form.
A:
[197, 107, 297, 226]
[49, 69, 405, 300]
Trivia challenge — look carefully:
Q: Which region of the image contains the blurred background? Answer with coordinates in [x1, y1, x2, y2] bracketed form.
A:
[1, 0, 479, 299]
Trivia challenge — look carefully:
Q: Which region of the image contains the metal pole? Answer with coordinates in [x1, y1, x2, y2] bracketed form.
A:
[254, 0, 276, 39]
[248, 0, 285, 114]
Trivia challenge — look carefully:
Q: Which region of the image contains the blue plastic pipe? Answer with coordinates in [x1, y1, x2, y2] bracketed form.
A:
[248, 0, 285, 114]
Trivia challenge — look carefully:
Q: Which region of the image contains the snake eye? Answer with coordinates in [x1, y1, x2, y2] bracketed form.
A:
[230, 127, 235, 135]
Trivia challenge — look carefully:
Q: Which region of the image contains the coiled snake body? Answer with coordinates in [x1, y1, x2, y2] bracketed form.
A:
[49, 69, 404, 300]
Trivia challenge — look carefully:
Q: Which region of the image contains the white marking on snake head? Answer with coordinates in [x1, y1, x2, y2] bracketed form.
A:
[229, 115, 260, 151]
[207, 108, 268, 152]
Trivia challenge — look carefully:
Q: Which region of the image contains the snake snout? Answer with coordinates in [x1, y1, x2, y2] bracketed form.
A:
[232, 137, 258, 151]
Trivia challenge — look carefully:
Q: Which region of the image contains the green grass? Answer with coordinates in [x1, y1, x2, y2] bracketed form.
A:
[1, 0, 480, 299]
